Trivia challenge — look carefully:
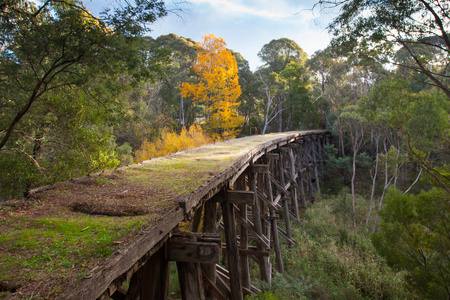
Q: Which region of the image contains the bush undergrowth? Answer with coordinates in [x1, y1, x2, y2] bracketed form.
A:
[248, 194, 414, 299]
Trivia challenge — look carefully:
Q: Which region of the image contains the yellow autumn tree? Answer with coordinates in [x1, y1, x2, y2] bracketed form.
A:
[179, 34, 243, 139]
[134, 125, 215, 163]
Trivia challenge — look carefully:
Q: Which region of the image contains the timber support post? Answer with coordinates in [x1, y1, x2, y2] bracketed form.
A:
[168, 232, 222, 300]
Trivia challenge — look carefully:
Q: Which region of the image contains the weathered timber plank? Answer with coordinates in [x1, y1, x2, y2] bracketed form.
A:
[167, 241, 220, 264]
[256, 190, 278, 211]
[265, 153, 279, 160]
[202, 200, 219, 299]
[191, 205, 203, 232]
[250, 164, 269, 174]
[202, 272, 227, 300]
[137, 245, 170, 300]
[235, 174, 250, 291]
[234, 207, 270, 249]
[228, 162, 250, 187]
[265, 171, 284, 274]
[270, 176, 289, 195]
[249, 170, 271, 282]
[177, 261, 206, 300]
[215, 270, 232, 298]
[210, 190, 255, 204]
[277, 227, 296, 246]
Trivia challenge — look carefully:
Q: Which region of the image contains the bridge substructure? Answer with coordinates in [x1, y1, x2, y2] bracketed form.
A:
[1, 130, 329, 300]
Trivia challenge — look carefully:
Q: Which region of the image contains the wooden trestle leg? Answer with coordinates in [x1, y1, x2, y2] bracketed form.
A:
[202, 201, 219, 299]
[267, 171, 284, 274]
[250, 165, 271, 282]
[221, 195, 244, 300]
[125, 245, 170, 300]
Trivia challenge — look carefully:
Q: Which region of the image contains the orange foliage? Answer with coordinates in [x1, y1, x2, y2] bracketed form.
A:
[134, 125, 217, 163]
[179, 34, 244, 139]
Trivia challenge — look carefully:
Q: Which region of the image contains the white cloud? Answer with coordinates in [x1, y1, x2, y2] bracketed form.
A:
[148, 0, 334, 70]
[189, 0, 313, 21]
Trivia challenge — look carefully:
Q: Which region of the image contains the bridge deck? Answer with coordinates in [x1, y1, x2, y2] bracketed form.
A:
[0, 130, 327, 299]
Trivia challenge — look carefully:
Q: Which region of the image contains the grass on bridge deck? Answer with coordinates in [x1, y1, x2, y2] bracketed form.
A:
[0, 130, 325, 299]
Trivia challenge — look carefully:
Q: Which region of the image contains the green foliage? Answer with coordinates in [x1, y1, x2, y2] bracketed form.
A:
[372, 187, 450, 299]
[280, 62, 319, 130]
[258, 38, 308, 73]
[248, 273, 310, 299]
[257, 47, 314, 133]
[361, 80, 448, 151]
[360, 79, 449, 190]
[251, 194, 413, 300]
[322, 144, 351, 193]
[116, 142, 134, 167]
[326, 0, 450, 98]
[0, 87, 120, 200]
[0, 0, 169, 199]
[234, 52, 260, 136]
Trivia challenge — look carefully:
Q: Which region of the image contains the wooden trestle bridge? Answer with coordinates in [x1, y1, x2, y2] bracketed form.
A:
[0, 130, 330, 300]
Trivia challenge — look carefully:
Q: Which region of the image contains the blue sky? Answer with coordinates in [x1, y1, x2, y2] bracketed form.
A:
[86, 0, 338, 71]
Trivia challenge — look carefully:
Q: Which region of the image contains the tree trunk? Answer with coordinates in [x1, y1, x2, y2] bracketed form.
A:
[178, 95, 184, 134]
[277, 100, 283, 132]
[373, 139, 391, 233]
[351, 145, 357, 231]
[365, 134, 380, 228]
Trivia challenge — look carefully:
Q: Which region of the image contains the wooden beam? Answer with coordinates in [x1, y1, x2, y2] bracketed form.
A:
[256, 190, 279, 211]
[249, 171, 271, 282]
[228, 162, 250, 187]
[167, 241, 220, 264]
[288, 147, 300, 221]
[265, 171, 284, 274]
[191, 205, 203, 232]
[203, 201, 218, 233]
[202, 272, 227, 300]
[167, 232, 221, 264]
[202, 200, 219, 299]
[235, 174, 250, 292]
[277, 227, 296, 246]
[265, 153, 279, 160]
[234, 207, 270, 249]
[126, 245, 169, 300]
[215, 266, 232, 298]
[177, 261, 205, 300]
[270, 176, 289, 195]
[210, 190, 255, 205]
[250, 164, 269, 174]
[221, 196, 243, 300]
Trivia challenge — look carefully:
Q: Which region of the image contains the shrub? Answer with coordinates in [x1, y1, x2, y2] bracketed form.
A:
[250, 194, 414, 299]
[134, 124, 216, 162]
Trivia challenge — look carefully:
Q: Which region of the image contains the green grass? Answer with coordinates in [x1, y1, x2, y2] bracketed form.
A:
[0, 215, 146, 285]
[122, 157, 228, 195]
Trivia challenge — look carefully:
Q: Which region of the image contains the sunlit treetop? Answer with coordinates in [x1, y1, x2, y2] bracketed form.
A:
[180, 33, 243, 138]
